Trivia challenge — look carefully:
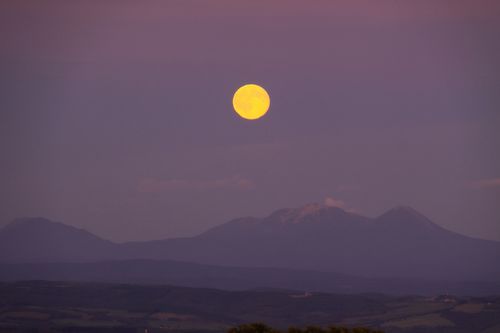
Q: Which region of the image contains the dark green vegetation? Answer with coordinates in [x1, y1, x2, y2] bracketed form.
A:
[1, 281, 500, 333]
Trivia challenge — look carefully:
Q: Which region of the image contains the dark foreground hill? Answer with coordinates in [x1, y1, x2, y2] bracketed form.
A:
[1, 204, 500, 282]
[1, 281, 500, 333]
[1, 259, 499, 296]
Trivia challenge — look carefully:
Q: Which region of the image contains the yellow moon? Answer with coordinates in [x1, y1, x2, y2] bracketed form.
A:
[232, 84, 270, 120]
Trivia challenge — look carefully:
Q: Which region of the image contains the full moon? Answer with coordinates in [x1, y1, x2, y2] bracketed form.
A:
[232, 84, 270, 120]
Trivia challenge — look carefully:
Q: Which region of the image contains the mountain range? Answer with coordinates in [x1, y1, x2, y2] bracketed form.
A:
[1, 204, 499, 291]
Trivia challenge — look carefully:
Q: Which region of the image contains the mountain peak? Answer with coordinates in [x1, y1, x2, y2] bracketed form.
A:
[268, 202, 348, 224]
[294, 202, 332, 217]
[4, 217, 62, 230]
[0, 217, 114, 262]
[386, 205, 420, 214]
[1, 217, 109, 244]
[376, 206, 442, 231]
[379, 206, 427, 220]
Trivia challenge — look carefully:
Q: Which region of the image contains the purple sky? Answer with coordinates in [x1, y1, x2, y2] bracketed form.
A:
[1, 0, 499, 242]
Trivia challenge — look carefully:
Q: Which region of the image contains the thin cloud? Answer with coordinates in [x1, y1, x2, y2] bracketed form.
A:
[469, 178, 500, 189]
[324, 196, 359, 213]
[336, 185, 361, 193]
[228, 142, 286, 160]
[138, 176, 255, 193]
[324, 197, 347, 209]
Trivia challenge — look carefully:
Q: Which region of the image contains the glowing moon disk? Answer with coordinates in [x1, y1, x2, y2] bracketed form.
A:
[232, 84, 270, 120]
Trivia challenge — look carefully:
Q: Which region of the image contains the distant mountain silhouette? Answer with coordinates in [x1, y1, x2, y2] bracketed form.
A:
[1, 205, 499, 282]
[0, 218, 116, 262]
[1, 259, 499, 296]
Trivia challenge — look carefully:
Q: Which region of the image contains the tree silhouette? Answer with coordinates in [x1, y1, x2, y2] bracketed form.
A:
[228, 324, 383, 333]
[228, 323, 280, 333]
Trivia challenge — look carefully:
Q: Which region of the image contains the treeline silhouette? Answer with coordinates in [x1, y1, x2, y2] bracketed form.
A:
[228, 323, 383, 333]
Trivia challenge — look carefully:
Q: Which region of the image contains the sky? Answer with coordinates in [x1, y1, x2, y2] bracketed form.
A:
[1, 0, 499, 242]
